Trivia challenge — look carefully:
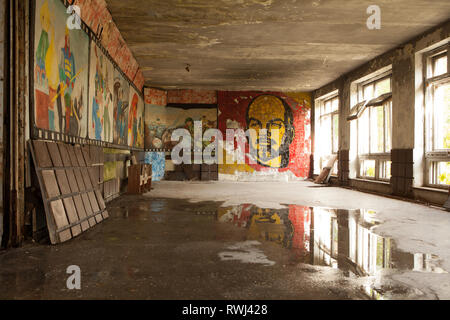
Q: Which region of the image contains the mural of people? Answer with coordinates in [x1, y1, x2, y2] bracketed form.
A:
[89, 42, 115, 142]
[91, 46, 104, 140]
[246, 95, 295, 169]
[34, 0, 88, 136]
[144, 105, 217, 150]
[127, 88, 145, 148]
[58, 26, 76, 135]
[128, 93, 139, 147]
[113, 73, 130, 146]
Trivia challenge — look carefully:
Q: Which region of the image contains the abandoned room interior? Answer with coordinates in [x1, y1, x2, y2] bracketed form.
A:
[0, 0, 449, 301]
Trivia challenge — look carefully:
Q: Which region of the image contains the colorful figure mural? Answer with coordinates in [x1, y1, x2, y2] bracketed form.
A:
[88, 43, 114, 142]
[112, 70, 130, 146]
[218, 91, 311, 179]
[144, 105, 217, 150]
[34, 0, 88, 137]
[128, 88, 145, 148]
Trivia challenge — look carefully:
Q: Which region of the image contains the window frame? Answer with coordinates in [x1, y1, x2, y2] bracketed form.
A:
[316, 93, 339, 175]
[423, 43, 450, 189]
[356, 71, 393, 181]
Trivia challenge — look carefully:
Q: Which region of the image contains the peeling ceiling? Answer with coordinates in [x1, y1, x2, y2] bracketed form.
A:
[105, 0, 450, 91]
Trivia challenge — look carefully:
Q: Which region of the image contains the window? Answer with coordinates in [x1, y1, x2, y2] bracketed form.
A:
[353, 72, 392, 181]
[424, 44, 450, 188]
[315, 94, 339, 175]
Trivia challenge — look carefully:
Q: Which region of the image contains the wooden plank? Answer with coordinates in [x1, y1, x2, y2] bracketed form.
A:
[81, 168, 93, 189]
[63, 197, 80, 223]
[55, 169, 71, 195]
[58, 143, 72, 167]
[73, 195, 89, 231]
[74, 146, 86, 167]
[41, 170, 60, 198]
[63, 197, 82, 237]
[33, 140, 53, 168]
[74, 169, 86, 190]
[59, 230, 72, 242]
[66, 145, 79, 167]
[95, 214, 103, 223]
[46, 142, 64, 167]
[89, 217, 97, 226]
[102, 210, 109, 219]
[88, 191, 100, 213]
[81, 193, 93, 216]
[95, 189, 106, 210]
[49, 200, 69, 230]
[65, 169, 79, 193]
[82, 146, 93, 166]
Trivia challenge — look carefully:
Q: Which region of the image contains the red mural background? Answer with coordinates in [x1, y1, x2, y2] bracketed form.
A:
[218, 91, 311, 178]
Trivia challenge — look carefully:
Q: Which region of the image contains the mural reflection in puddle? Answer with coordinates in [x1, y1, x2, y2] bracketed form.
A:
[217, 204, 446, 299]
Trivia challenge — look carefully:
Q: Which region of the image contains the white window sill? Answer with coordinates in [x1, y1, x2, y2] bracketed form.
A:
[414, 186, 448, 194]
[353, 178, 390, 185]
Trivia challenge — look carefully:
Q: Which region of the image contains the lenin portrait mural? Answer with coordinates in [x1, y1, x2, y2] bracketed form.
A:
[218, 91, 311, 179]
[246, 95, 295, 169]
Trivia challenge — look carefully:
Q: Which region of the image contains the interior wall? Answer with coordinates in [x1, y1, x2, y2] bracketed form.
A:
[144, 88, 218, 181]
[218, 91, 311, 182]
[313, 21, 450, 205]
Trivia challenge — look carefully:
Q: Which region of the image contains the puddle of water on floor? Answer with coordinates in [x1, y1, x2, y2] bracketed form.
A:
[108, 198, 447, 299]
[216, 204, 447, 299]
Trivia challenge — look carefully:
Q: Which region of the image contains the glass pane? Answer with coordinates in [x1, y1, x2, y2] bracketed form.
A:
[370, 106, 384, 153]
[332, 97, 339, 112]
[431, 162, 450, 185]
[375, 77, 391, 97]
[385, 101, 392, 152]
[363, 84, 374, 100]
[358, 109, 370, 155]
[325, 100, 332, 113]
[320, 116, 332, 156]
[433, 82, 450, 150]
[380, 161, 392, 180]
[433, 54, 447, 77]
[361, 160, 376, 178]
[332, 114, 339, 153]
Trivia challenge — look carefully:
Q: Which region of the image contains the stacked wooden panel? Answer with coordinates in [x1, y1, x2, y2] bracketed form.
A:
[29, 140, 109, 244]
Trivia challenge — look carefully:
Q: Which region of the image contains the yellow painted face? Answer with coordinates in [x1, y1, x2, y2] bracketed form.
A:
[247, 95, 286, 168]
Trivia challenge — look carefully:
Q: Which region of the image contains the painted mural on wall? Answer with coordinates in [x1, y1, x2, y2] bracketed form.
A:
[128, 87, 145, 148]
[145, 152, 165, 181]
[34, 0, 89, 137]
[88, 42, 114, 142]
[112, 69, 130, 146]
[145, 105, 217, 150]
[218, 91, 311, 179]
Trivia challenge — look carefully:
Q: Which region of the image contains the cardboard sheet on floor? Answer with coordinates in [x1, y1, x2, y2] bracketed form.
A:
[29, 140, 109, 244]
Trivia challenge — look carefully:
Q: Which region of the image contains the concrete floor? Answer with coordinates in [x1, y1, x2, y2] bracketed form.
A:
[0, 181, 449, 300]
